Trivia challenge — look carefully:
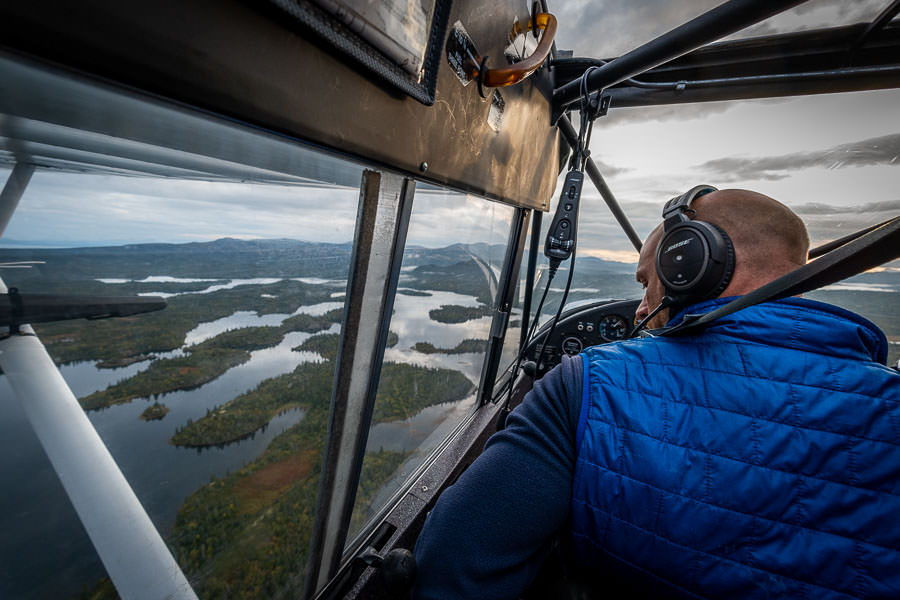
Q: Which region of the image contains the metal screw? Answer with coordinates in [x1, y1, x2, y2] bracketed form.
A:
[419, 162, 428, 172]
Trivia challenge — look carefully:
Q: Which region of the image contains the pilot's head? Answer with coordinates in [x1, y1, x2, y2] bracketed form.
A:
[635, 188, 809, 329]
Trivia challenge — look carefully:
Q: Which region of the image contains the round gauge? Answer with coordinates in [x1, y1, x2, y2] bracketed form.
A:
[598, 314, 628, 341]
[561, 336, 583, 356]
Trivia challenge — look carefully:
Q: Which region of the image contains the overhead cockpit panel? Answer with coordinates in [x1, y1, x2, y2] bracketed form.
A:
[0, 0, 560, 211]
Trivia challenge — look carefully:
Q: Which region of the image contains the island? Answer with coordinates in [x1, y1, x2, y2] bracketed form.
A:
[140, 402, 170, 421]
[36, 279, 337, 367]
[170, 348, 471, 447]
[413, 338, 487, 354]
[0, 239, 502, 599]
[428, 304, 492, 324]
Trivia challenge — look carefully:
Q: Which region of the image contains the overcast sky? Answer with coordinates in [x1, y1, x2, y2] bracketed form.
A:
[1, 0, 897, 266]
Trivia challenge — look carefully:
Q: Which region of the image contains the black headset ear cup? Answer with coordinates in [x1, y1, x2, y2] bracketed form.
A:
[655, 220, 735, 303]
[707, 222, 735, 298]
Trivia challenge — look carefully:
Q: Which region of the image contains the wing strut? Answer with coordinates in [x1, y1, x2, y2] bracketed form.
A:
[0, 164, 196, 600]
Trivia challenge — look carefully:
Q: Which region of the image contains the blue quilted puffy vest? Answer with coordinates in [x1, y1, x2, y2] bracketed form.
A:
[572, 297, 900, 599]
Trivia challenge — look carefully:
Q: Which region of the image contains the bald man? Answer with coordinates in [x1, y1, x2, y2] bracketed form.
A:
[635, 189, 809, 329]
[413, 189, 900, 600]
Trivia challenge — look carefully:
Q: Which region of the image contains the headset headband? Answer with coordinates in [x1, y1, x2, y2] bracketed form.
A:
[661, 185, 718, 228]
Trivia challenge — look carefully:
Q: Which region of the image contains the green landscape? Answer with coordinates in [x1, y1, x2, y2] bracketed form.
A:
[80, 311, 343, 411]
[140, 402, 170, 421]
[34, 280, 338, 366]
[142, 326, 470, 598]
[0, 238, 496, 599]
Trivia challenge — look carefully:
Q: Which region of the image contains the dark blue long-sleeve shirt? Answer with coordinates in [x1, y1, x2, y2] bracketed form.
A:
[412, 355, 583, 600]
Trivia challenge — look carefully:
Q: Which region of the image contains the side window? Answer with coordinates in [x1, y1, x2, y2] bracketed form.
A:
[804, 212, 900, 367]
[347, 186, 515, 541]
[0, 164, 359, 598]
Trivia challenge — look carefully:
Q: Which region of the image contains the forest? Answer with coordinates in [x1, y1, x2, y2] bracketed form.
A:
[413, 338, 487, 354]
[163, 334, 472, 598]
[428, 304, 492, 324]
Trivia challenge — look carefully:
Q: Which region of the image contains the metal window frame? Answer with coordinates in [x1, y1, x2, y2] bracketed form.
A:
[477, 206, 530, 405]
[304, 169, 416, 597]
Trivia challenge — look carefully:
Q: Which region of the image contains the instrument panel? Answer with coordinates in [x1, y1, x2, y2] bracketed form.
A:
[524, 299, 641, 377]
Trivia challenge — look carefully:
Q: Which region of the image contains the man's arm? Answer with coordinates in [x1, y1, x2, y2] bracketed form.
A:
[412, 354, 583, 600]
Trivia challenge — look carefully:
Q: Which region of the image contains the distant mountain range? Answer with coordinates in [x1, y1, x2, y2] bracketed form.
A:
[1, 238, 356, 280]
[0, 236, 893, 288]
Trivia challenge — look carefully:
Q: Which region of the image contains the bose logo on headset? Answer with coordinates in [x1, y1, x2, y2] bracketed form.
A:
[664, 238, 692, 254]
[654, 185, 735, 305]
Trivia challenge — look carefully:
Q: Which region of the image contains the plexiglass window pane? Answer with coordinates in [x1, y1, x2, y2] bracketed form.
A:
[0, 166, 359, 599]
[347, 187, 515, 540]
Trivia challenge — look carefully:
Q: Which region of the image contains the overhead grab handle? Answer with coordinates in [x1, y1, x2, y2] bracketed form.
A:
[478, 13, 557, 89]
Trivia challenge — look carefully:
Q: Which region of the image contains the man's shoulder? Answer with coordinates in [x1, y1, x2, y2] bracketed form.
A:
[670, 295, 884, 335]
[580, 334, 681, 369]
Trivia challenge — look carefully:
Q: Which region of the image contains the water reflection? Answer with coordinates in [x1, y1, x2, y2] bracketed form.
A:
[389, 290, 489, 349]
[367, 395, 476, 453]
[60, 359, 154, 398]
[184, 311, 291, 346]
[116, 276, 349, 298]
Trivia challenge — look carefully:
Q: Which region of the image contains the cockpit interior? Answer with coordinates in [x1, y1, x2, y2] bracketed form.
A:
[0, 1, 898, 599]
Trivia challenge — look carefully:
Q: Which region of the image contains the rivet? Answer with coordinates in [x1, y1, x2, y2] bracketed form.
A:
[419, 162, 428, 172]
[421, 484, 429, 492]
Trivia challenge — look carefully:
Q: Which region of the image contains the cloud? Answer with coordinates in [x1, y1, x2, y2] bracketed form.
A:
[734, 0, 886, 39]
[602, 102, 735, 125]
[697, 134, 900, 182]
[595, 158, 629, 177]
[579, 248, 640, 263]
[792, 200, 900, 215]
[803, 193, 900, 266]
[553, 0, 725, 58]
[794, 198, 899, 248]
[5, 171, 364, 246]
[1, 169, 526, 251]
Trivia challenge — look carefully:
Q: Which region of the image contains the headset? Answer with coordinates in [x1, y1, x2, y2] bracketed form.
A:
[655, 184, 735, 307]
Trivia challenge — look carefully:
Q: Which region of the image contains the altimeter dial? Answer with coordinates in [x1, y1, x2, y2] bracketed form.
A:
[598, 314, 628, 341]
